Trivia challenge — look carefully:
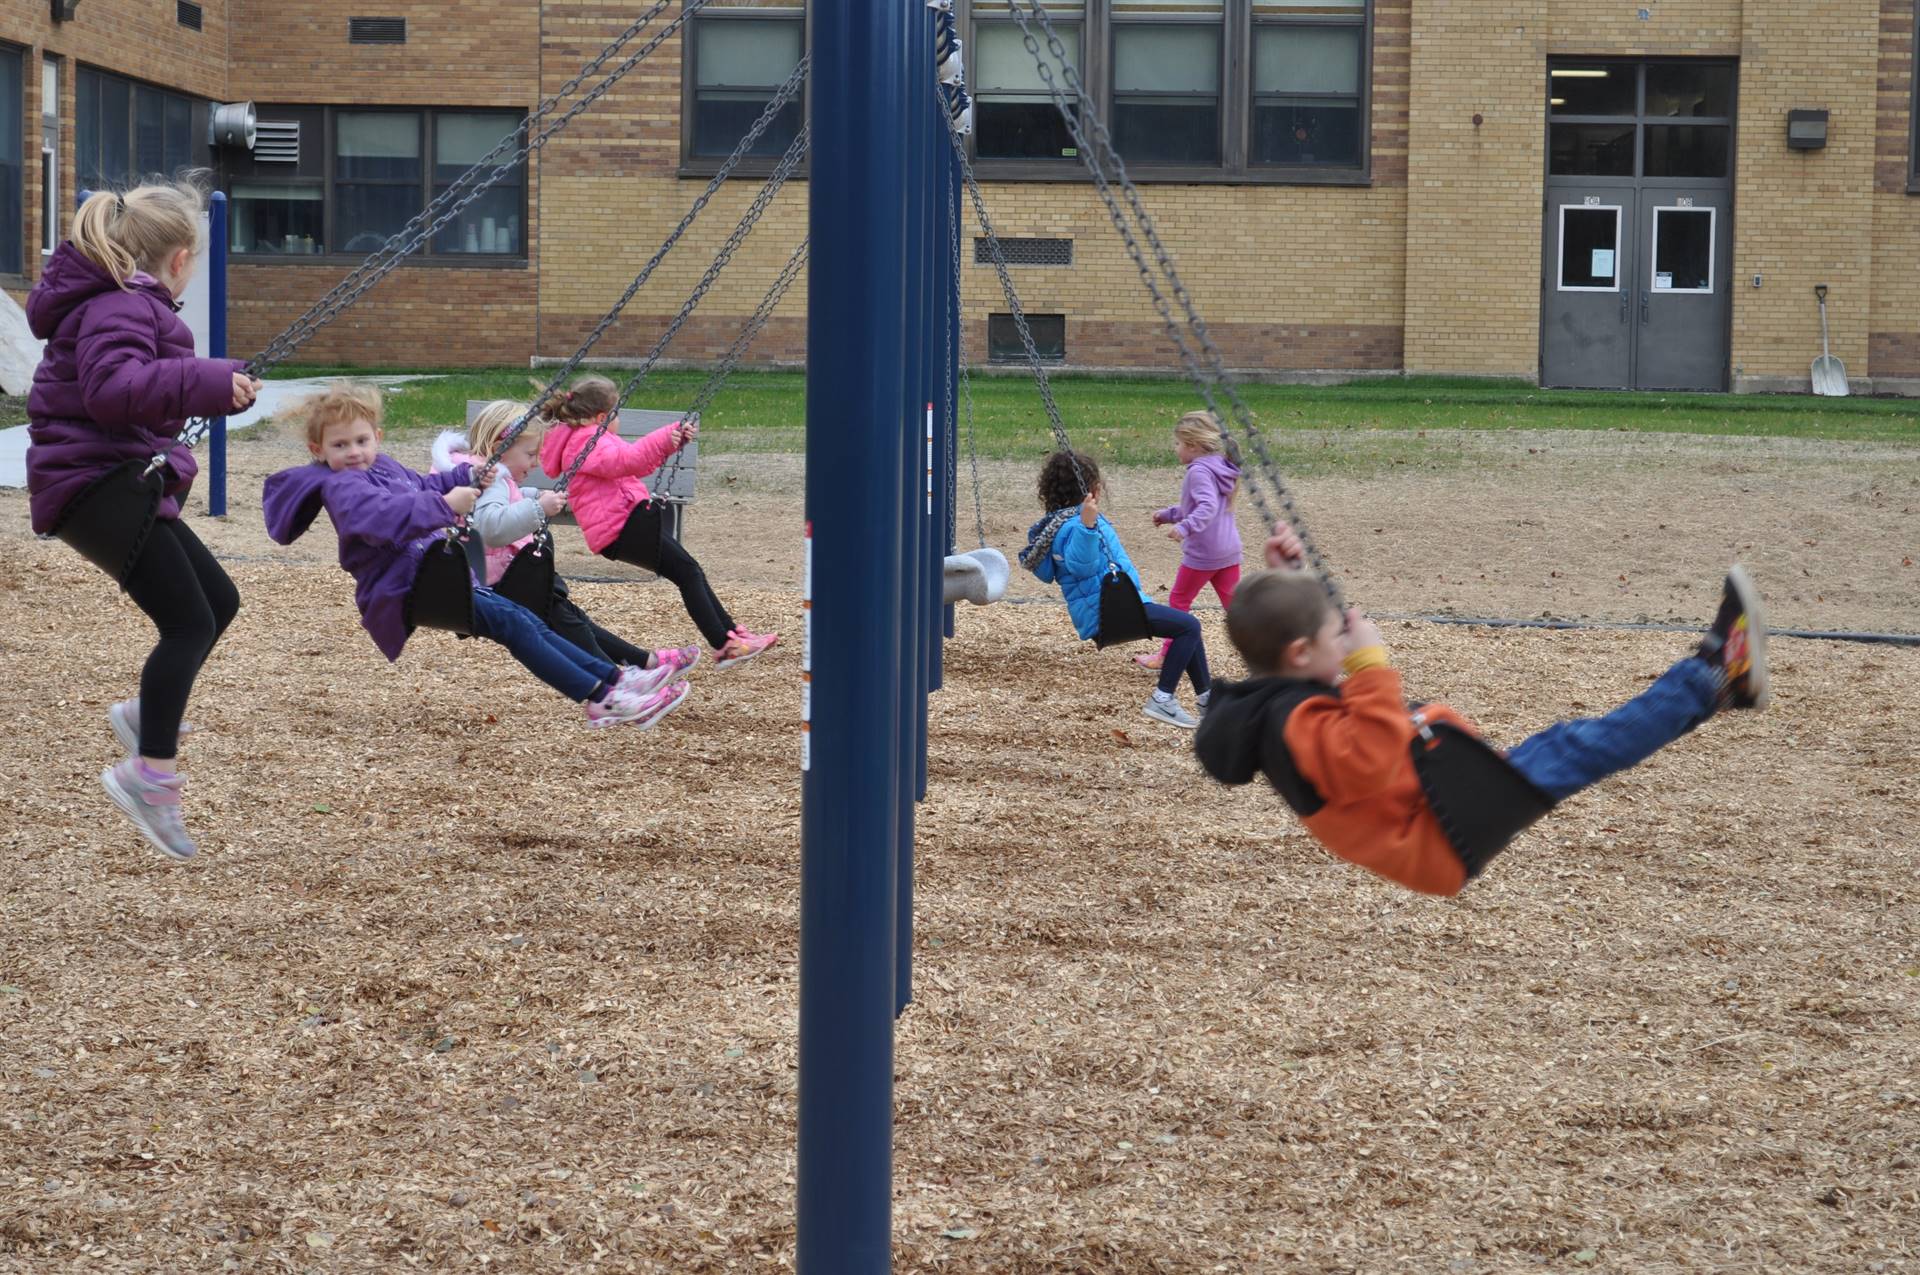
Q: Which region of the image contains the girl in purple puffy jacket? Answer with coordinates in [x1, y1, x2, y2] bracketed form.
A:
[25, 180, 262, 861]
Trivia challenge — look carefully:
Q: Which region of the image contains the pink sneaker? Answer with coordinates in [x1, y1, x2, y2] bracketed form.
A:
[652, 645, 702, 683]
[711, 628, 779, 670]
[629, 679, 692, 730]
[613, 663, 671, 698]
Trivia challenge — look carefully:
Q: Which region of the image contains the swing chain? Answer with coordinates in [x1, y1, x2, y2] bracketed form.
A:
[481, 55, 810, 485]
[945, 131, 985, 551]
[684, 233, 810, 422]
[1006, 0, 1344, 608]
[175, 0, 703, 454]
[555, 115, 811, 494]
[247, 0, 685, 377]
[940, 103, 1098, 514]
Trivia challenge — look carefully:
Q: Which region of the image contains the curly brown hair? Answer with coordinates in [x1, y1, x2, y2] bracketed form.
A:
[1037, 450, 1100, 512]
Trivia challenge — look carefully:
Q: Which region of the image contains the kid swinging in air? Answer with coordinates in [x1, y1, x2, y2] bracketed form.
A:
[1196, 527, 1770, 896]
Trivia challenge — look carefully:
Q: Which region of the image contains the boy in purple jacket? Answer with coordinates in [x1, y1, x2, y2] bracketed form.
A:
[26, 180, 261, 860]
[262, 382, 688, 733]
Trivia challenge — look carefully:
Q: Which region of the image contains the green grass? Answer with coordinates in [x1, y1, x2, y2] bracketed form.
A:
[0, 395, 25, 429]
[272, 366, 1920, 473]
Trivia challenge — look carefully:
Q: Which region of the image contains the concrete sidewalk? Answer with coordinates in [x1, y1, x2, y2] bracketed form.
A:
[0, 375, 438, 490]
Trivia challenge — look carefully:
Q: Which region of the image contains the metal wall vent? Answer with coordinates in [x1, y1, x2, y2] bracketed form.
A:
[348, 16, 407, 44]
[975, 237, 1073, 267]
[176, 1, 203, 30]
[254, 120, 301, 164]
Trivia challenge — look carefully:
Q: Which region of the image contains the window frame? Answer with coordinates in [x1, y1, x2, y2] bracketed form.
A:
[1107, 11, 1227, 170]
[678, 4, 811, 179]
[962, 0, 1373, 186]
[227, 105, 530, 268]
[1910, 4, 1919, 194]
[1546, 58, 1737, 188]
[75, 64, 208, 194]
[40, 55, 58, 259]
[0, 42, 24, 280]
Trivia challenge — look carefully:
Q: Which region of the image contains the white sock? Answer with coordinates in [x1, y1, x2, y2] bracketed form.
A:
[1152, 689, 1175, 703]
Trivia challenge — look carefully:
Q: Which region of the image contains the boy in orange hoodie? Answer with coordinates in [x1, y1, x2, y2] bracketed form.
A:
[1195, 529, 1769, 896]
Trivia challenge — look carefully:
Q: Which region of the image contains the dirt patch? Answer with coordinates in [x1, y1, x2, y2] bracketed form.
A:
[1, 424, 1916, 1272]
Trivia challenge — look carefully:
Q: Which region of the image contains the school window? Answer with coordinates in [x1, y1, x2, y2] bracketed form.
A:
[683, 3, 806, 167]
[224, 107, 527, 260]
[0, 44, 21, 275]
[987, 312, 1066, 362]
[41, 57, 59, 256]
[966, 0, 1370, 181]
[75, 67, 206, 192]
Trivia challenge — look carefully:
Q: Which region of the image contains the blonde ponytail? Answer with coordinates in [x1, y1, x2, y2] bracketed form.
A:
[68, 175, 207, 288]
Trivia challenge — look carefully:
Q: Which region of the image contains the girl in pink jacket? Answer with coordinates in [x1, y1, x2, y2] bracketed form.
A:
[1139, 410, 1243, 672]
[539, 376, 778, 668]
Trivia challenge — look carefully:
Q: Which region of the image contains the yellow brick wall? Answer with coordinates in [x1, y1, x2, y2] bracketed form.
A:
[1403, 1, 1547, 376]
[226, 1, 539, 105]
[1729, 0, 1884, 380]
[1870, 0, 1919, 378]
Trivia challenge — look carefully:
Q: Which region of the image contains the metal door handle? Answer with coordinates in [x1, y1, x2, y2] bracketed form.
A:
[1620, 292, 1629, 324]
[1641, 293, 1650, 324]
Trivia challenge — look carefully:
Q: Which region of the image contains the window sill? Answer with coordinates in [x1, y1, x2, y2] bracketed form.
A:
[229, 255, 532, 270]
[971, 162, 1372, 187]
[677, 162, 812, 181]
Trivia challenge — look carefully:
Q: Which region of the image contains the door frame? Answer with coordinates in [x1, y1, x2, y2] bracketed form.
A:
[1538, 57, 1739, 390]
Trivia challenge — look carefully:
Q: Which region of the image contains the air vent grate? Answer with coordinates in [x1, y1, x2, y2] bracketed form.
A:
[176, 1, 203, 31]
[975, 237, 1073, 267]
[254, 120, 301, 164]
[349, 16, 407, 44]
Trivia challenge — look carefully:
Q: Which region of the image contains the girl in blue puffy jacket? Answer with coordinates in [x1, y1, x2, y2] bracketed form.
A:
[1019, 450, 1213, 729]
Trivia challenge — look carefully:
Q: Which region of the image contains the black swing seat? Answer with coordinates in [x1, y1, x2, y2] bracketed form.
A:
[405, 535, 478, 636]
[600, 496, 682, 571]
[1407, 713, 1557, 880]
[493, 530, 559, 620]
[1092, 566, 1152, 649]
[50, 458, 167, 587]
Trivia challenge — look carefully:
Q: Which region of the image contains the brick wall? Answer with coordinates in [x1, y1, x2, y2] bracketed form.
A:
[215, 0, 543, 366]
[11, 1, 1919, 388]
[1730, 0, 1883, 382]
[1870, 0, 1919, 378]
[2, 0, 231, 295]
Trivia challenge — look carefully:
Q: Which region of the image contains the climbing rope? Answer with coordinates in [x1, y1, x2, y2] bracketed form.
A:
[1005, 0, 1344, 606]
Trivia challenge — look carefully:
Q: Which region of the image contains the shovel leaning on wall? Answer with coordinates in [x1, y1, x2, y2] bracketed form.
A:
[1812, 284, 1850, 397]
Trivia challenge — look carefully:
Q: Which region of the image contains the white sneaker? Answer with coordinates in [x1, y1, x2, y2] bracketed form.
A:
[108, 699, 193, 755]
[100, 758, 198, 860]
[1142, 694, 1198, 730]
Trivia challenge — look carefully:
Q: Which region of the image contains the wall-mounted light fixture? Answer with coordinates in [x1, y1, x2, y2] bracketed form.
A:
[50, 0, 80, 19]
[1787, 109, 1829, 151]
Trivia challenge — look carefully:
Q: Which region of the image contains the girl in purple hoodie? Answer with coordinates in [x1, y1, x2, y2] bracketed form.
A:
[1140, 411, 1244, 673]
[25, 180, 261, 861]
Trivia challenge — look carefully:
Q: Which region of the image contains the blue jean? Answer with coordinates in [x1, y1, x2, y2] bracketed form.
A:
[1143, 602, 1210, 697]
[470, 588, 618, 703]
[1505, 656, 1722, 802]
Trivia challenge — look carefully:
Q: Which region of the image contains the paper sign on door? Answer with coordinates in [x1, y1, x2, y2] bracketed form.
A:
[1591, 249, 1615, 278]
[1654, 272, 1673, 290]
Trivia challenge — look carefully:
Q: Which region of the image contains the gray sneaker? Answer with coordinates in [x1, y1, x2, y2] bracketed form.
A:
[100, 759, 198, 860]
[1142, 694, 1198, 730]
[108, 699, 193, 755]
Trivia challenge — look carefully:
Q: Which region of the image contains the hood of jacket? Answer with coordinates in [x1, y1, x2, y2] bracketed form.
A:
[1020, 507, 1078, 579]
[1190, 452, 1239, 494]
[431, 429, 471, 474]
[262, 460, 334, 545]
[538, 421, 575, 479]
[1192, 675, 1332, 787]
[27, 243, 175, 340]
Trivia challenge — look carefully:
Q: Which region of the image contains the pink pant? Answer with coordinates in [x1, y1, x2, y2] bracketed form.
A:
[1156, 563, 1240, 659]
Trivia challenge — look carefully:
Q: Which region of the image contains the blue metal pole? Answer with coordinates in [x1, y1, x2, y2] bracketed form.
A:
[895, 0, 931, 1019]
[929, 70, 951, 689]
[797, 0, 909, 1262]
[208, 191, 230, 518]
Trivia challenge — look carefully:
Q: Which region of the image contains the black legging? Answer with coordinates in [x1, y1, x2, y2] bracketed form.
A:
[545, 590, 650, 667]
[116, 518, 240, 760]
[652, 535, 736, 650]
